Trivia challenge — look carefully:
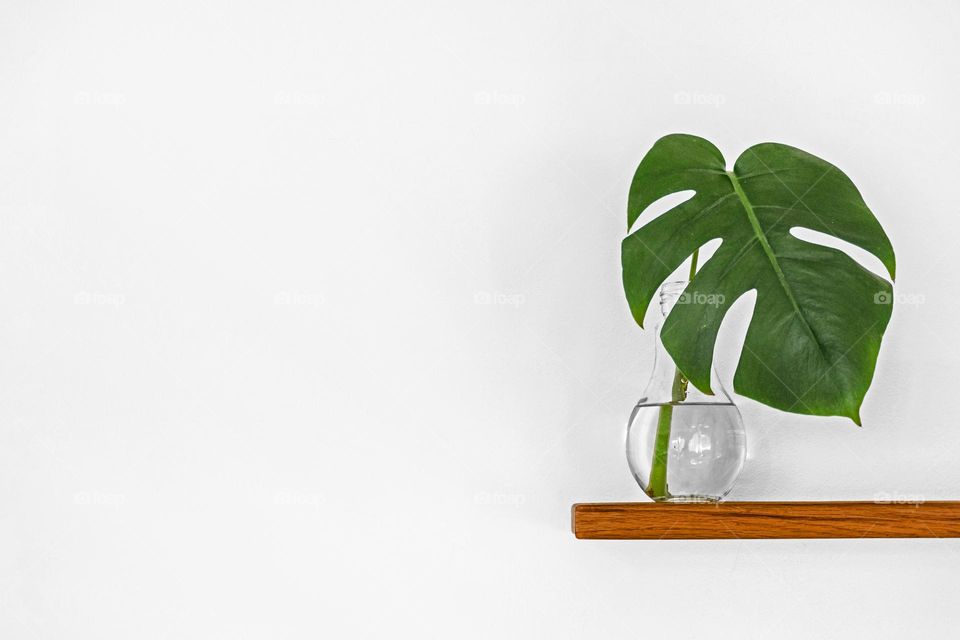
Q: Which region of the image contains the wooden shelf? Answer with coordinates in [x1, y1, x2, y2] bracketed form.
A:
[572, 501, 960, 539]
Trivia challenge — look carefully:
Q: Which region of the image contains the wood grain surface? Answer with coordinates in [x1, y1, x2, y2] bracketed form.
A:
[572, 501, 960, 539]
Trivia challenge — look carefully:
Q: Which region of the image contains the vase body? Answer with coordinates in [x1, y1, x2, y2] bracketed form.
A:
[626, 281, 746, 502]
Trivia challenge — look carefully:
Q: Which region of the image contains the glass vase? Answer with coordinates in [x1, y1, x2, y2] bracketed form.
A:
[626, 281, 747, 502]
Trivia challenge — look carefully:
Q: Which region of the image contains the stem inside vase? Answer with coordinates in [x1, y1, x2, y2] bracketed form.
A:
[647, 249, 699, 500]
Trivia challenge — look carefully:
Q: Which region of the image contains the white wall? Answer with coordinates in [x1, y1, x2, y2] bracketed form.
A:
[1, 1, 958, 637]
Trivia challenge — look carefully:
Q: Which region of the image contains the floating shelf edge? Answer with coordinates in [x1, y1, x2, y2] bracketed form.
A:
[572, 501, 960, 539]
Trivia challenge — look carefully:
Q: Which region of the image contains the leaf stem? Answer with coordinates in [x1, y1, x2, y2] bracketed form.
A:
[647, 249, 699, 500]
[687, 248, 700, 282]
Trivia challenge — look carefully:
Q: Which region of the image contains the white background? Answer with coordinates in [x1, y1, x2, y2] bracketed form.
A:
[2, 1, 959, 637]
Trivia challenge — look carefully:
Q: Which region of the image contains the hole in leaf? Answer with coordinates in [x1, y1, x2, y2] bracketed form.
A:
[789, 227, 889, 281]
[628, 190, 695, 235]
[713, 288, 757, 397]
[693, 238, 723, 269]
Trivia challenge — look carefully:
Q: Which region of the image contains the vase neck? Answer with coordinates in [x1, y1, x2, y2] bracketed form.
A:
[640, 281, 732, 405]
[658, 280, 687, 317]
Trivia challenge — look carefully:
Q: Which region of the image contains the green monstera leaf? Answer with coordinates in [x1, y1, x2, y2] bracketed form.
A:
[622, 134, 895, 424]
